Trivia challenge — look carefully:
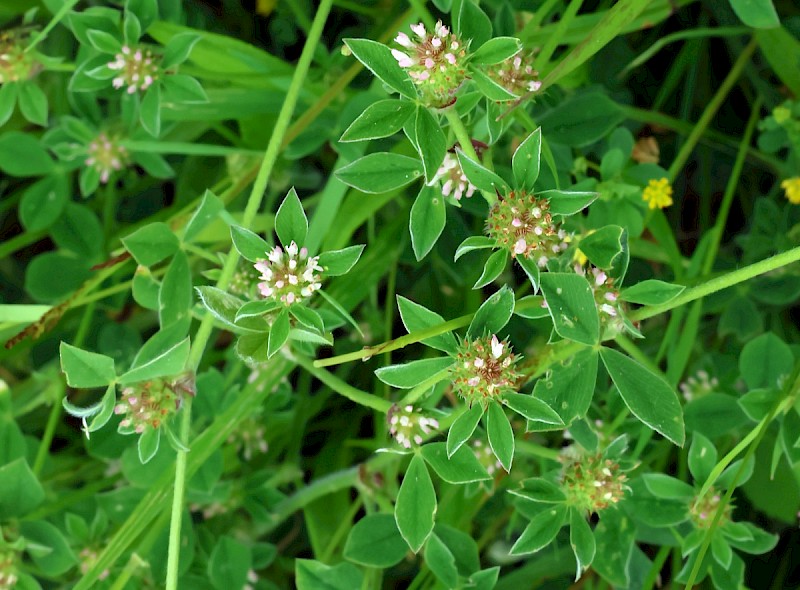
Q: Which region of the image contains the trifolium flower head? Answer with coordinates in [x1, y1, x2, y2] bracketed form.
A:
[388, 404, 439, 448]
[228, 415, 269, 461]
[85, 132, 129, 184]
[574, 264, 621, 318]
[642, 177, 673, 209]
[115, 375, 194, 435]
[486, 51, 541, 99]
[679, 370, 718, 402]
[450, 334, 521, 406]
[486, 190, 570, 267]
[0, 549, 19, 589]
[781, 177, 800, 205]
[561, 452, 628, 513]
[391, 20, 468, 107]
[108, 45, 159, 94]
[254, 242, 323, 306]
[690, 487, 731, 529]
[472, 439, 503, 476]
[0, 28, 41, 84]
[430, 152, 476, 200]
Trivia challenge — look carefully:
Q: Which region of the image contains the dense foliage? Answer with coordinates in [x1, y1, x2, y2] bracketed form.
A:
[2, 0, 800, 588]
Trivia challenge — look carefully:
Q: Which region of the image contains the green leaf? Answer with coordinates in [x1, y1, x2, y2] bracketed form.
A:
[60, 342, 116, 388]
[0, 82, 18, 126]
[454, 236, 495, 261]
[79, 165, 101, 197]
[87, 384, 118, 433]
[471, 68, 518, 101]
[275, 187, 308, 247]
[140, 83, 161, 136]
[421, 442, 491, 484]
[375, 357, 454, 389]
[711, 534, 733, 568]
[410, 185, 447, 261]
[161, 74, 208, 103]
[19, 521, 77, 575]
[457, 0, 492, 48]
[456, 149, 509, 194]
[541, 189, 598, 216]
[510, 504, 567, 555]
[25, 252, 91, 303]
[688, 433, 718, 483]
[730, 0, 779, 28]
[468, 285, 515, 337]
[600, 347, 685, 446]
[295, 560, 363, 590]
[424, 534, 458, 589]
[512, 128, 542, 191]
[230, 225, 270, 262]
[318, 244, 364, 276]
[395, 454, 437, 552]
[0, 459, 45, 518]
[336, 153, 423, 193]
[593, 508, 635, 587]
[570, 508, 596, 578]
[208, 535, 251, 589]
[0, 131, 55, 176]
[510, 477, 567, 503]
[184, 190, 224, 243]
[447, 404, 485, 457]
[289, 306, 325, 335]
[414, 107, 447, 183]
[344, 38, 417, 99]
[486, 403, 514, 472]
[119, 337, 190, 384]
[124, 10, 141, 44]
[397, 295, 457, 354]
[470, 36, 522, 65]
[620, 279, 685, 305]
[726, 522, 778, 554]
[137, 427, 160, 463]
[578, 225, 626, 269]
[18, 83, 48, 126]
[516, 255, 541, 292]
[51, 203, 104, 259]
[122, 222, 180, 267]
[340, 99, 414, 142]
[539, 92, 625, 147]
[642, 473, 695, 499]
[502, 392, 563, 425]
[268, 309, 290, 358]
[318, 289, 364, 338]
[739, 332, 793, 390]
[435, 524, 481, 578]
[235, 332, 269, 365]
[540, 273, 600, 345]
[159, 250, 191, 328]
[533, 349, 598, 423]
[19, 175, 68, 232]
[757, 27, 800, 96]
[236, 299, 281, 321]
[473, 249, 509, 289]
[86, 29, 122, 53]
[162, 32, 201, 68]
[196, 287, 251, 333]
[343, 514, 407, 568]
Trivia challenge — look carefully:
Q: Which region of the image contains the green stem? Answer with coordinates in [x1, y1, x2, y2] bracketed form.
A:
[294, 354, 393, 413]
[667, 38, 756, 182]
[642, 544, 671, 590]
[164, 2, 335, 588]
[0, 230, 46, 260]
[631, 245, 800, 322]
[25, 0, 81, 53]
[535, 0, 585, 70]
[121, 140, 263, 157]
[442, 109, 495, 204]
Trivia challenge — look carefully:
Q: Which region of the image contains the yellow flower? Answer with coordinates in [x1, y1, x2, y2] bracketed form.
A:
[573, 230, 594, 266]
[781, 177, 800, 205]
[642, 177, 673, 210]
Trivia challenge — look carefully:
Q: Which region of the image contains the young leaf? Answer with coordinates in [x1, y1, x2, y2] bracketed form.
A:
[600, 347, 685, 446]
[473, 249, 508, 289]
[456, 149, 509, 194]
[343, 38, 417, 99]
[642, 474, 695, 499]
[454, 236, 495, 261]
[414, 107, 446, 183]
[424, 534, 458, 589]
[539, 273, 600, 346]
[119, 337, 190, 384]
[421, 442, 492, 484]
[318, 245, 364, 276]
[570, 509, 596, 578]
[510, 505, 567, 555]
[87, 384, 118, 433]
[268, 309, 290, 358]
[122, 222, 179, 267]
[137, 427, 161, 463]
[620, 279, 686, 305]
[375, 357, 454, 389]
[343, 514, 407, 568]
[275, 187, 308, 248]
[502, 392, 563, 425]
[60, 343, 116, 388]
[447, 404, 485, 457]
[470, 36, 522, 65]
[468, 285, 515, 337]
[512, 128, 542, 191]
[395, 454, 437, 552]
[486, 403, 514, 472]
[540, 189, 598, 216]
[335, 153, 423, 193]
[340, 99, 415, 142]
[410, 185, 447, 261]
[397, 296, 457, 354]
[0, 83, 18, 127]
[230, 225, 271, 262]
